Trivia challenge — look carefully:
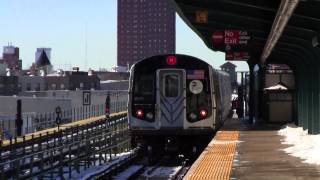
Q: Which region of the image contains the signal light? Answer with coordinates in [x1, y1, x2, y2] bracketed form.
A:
[135, 109, 144, 118]
[166, 55, 177, 65]
[189, 112, 197, 120]
[199, 109, 207, 118]
[146, 112, 154, 119]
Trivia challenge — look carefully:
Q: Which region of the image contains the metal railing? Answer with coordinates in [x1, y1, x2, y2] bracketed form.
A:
[0, 114, 129, 179]
[0, 100, 127, 140]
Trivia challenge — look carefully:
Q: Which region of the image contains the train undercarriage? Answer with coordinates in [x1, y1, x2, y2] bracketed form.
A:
[130, 130, 215, 163]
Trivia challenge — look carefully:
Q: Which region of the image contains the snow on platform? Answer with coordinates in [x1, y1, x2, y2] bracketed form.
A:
[279, 124, 320, 165]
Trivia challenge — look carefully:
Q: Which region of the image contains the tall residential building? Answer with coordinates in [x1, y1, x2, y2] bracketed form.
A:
[117, 0, 176, 67]
[1, 45, 22, 70]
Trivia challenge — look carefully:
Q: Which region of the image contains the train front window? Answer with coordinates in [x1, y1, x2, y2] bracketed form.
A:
[133, 74, 154, 100]
[164, 74, 179, 97]
[132, 73, 155, 121]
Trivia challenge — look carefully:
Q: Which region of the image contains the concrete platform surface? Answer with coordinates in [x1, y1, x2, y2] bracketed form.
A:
[185, 118, 320, 180]
[231, 118, 320, 180]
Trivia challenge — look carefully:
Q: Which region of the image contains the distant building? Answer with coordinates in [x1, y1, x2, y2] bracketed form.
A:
[0, 61, 7, 76]
[1, 45, 22, 70]
[0, 76, 18, 95]
[35, 48, 51, 64]
[100, 80, 129, 91]
[95, 71, 129, 81]
[18, 69, 100, 93]
[220, 62, 237, 89]
[46, 70, 100, 91]
[117, 0, 175, 68]
[18, 76, 46, 92]
[112, 66, 129, 72]
[34, 48, 53, 75]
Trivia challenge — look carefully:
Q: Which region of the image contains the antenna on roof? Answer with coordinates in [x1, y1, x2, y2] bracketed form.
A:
[84, 23, 88, 71]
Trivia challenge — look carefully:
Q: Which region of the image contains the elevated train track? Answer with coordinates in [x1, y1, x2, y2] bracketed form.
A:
[0, 112, 130, 179]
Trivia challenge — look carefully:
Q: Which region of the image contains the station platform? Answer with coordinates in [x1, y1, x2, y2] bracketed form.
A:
[1, 111, 127, 146]
[184, 118, 320, 180]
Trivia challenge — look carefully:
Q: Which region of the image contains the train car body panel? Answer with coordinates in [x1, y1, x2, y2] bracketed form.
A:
[156, 69, 186, 129]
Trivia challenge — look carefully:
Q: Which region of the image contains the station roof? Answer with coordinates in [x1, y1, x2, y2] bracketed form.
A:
[171, 0, 320, 68]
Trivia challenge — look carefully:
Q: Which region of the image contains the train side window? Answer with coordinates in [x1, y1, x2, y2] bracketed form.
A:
[164, 74, 179, 97]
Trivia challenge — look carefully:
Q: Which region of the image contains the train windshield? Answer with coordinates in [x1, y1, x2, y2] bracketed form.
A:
[165, 74, 179, 97]
[133, 74, 154, 99]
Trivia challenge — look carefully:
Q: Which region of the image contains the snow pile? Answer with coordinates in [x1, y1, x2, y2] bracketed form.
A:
[77, 152, 133, 180]
[113, 165, 143, 180]
[278, 124, 320, 165]
[143, 166, 181, 179]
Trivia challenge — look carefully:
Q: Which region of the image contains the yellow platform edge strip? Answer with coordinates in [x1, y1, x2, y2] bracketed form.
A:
[184, 130, 239, 180]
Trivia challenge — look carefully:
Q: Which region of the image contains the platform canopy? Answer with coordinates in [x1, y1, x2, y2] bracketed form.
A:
[171, 0, 320, 66]
[171, 0, 320, 134]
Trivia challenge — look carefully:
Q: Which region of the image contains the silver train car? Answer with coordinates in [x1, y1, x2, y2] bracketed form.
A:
[128, 54, 232, 156]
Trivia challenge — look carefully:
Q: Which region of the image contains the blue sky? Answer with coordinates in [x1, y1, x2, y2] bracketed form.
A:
[0, 0, 248, 71]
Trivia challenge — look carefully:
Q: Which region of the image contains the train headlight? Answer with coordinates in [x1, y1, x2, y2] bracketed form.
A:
[146, 112, 154, 119]
[189, 113, 197, 120]
[199, 109, 207, 118]
[135, 109, 144, 118]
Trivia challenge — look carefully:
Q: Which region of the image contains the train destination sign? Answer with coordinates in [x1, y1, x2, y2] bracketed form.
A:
[225, 51, 250, 61]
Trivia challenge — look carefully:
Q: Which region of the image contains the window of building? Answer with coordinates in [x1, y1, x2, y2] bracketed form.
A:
[36, 83, 40, 91]
[51, 84, 56, 90]
[26, 83, 31, 91]
[18, 83, 22, 92]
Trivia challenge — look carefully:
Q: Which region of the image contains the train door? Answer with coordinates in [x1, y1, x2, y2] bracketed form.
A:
[156, 69, 186, 128]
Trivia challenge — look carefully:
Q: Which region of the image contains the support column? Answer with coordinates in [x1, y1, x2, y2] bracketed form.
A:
[258, 64, 266, 122]
[248, 64, 255, 124]
[310, 69, 319, 134]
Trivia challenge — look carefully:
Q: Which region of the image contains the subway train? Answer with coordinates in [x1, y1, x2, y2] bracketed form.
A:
[128, 54, 232, 157]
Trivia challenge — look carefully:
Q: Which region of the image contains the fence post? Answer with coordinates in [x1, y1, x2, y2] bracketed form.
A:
[74, 108, 76, 121]
[30, 154, 34, 175]
[59, 147, 63, 178]
[31, 134, 34, 153]
[39, 133, 42, 151]
[0, 160, 4, 180]
[68, 145, 72, 179]
[40, 151, 44, 179]
[0, 142, 3, 180]
[16, 99, 23, 137]
[50, 149, 54, 179]
[53, 130, 56, 148]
